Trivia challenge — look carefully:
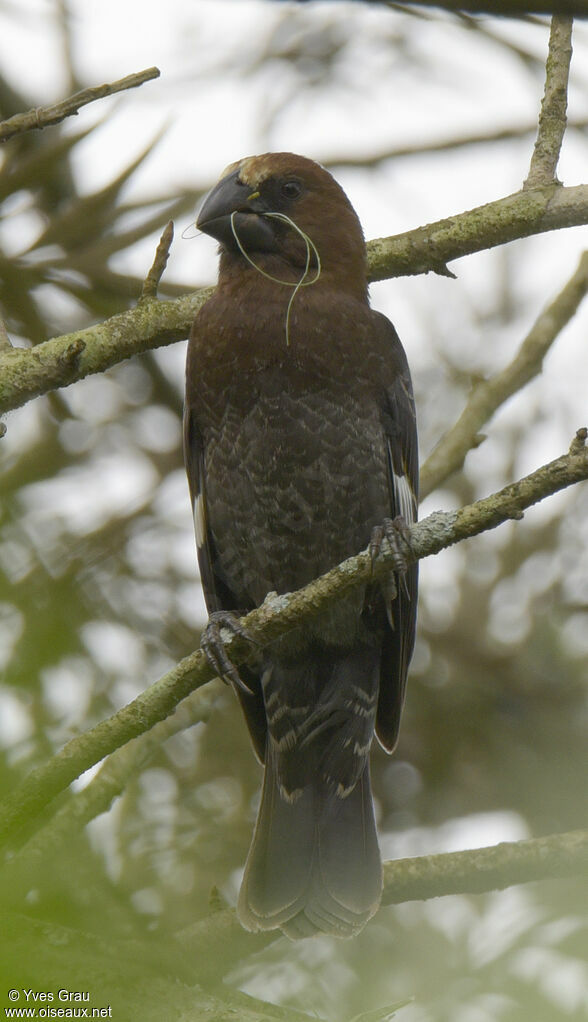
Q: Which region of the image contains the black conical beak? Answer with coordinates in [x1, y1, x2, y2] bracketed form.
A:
[197, 169, 279, 252]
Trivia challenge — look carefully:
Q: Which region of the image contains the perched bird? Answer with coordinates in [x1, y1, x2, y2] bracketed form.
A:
[184, 153, 418, 939]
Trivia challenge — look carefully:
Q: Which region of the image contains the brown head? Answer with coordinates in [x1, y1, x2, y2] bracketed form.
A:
[196, 152, 368, 303]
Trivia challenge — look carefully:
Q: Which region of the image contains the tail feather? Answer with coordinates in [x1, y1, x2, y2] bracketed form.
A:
[238, 758, 382, 938]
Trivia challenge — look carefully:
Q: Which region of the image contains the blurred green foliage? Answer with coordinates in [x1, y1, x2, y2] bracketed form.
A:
[1, 4, 588, 1021]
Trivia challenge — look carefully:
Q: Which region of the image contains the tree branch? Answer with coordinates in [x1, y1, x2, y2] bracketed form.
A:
[0, 67, 160, 143]
[383, 1, 588, 14]
[524, 15, 573, 189]
[366, 182, 588, 281]
[1, 430, 586, 848]
[416, 14, 580, 496]
[381, 827, 588, 903]
[176, 827, 588, 983]
[7, 826, 587, 1008]
[0, 288, 212, 416]
[3, 181, 588, 417]
[420, 249, 588, 497]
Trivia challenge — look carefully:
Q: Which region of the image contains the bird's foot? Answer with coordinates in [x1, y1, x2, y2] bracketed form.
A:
[201, 610, 256, 695]
[369, 516, 414, 590]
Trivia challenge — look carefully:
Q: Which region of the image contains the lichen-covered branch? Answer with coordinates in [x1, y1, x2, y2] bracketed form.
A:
[0, 67, 160, 143]
[524, 15, 573, 189]
[0, 289, 212, 416]
[366, 182, 588, 280]
[1, 430, 586, 849]
[381, 827, 588, 904]
[420, 250, 588, 497]
[2, 182, 588, 418]
[7, 825, 587, 1008]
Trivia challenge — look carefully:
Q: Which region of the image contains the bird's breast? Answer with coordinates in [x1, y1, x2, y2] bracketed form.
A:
[186, 289, 396, 611]
[203, 378, 388, 608]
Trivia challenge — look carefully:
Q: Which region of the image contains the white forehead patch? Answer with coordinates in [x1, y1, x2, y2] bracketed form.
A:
[219, 158, 242, 180]
[237, 155, 277, 189]
[219, 153, 326, 190]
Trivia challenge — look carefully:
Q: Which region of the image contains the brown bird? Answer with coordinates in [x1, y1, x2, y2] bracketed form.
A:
[184, 153, 418, 939]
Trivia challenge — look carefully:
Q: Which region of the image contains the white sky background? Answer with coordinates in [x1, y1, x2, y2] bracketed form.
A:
[2, 0, 588, 850]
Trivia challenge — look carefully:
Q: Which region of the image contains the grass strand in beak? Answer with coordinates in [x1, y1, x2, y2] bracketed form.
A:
[230, 211, 321, 345]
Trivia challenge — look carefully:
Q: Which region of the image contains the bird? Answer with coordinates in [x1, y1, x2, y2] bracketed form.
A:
[184, 152, 418, 939]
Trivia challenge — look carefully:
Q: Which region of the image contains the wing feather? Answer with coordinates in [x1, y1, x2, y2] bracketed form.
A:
[183, 403, 267, 758]
[371, 312, 419, 753]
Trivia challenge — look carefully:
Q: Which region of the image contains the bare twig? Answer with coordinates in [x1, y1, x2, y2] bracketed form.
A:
[324, 116, 588, 169]
[524, 16, 574, 189]
[140, 220, 174, 300]
[0, 320, 12, 440]
[420, 250, 588, 497]
[1, 430, 586, 848]
[0, 67, 160, 143]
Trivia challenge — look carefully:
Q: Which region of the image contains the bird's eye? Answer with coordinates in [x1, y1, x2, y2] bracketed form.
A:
[280, 179, 303, 200]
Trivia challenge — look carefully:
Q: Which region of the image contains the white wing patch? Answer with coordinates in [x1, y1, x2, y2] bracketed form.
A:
[193, 493, 206, 548]
[393, 471, 416, 524]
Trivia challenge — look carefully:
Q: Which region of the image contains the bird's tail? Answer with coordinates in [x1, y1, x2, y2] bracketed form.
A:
[237, 756, 382, 939]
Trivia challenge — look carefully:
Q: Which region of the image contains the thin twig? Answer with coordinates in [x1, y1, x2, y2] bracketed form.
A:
[140, 220, 174, 300]
[324, 116, 588, 169]
[0, 317, 12, 351]
[0, 319, 12, 440]
[0, 67, 160, 143]
[524, 16, 574, 189]
[420, 250, 588, 497]
[0, 430, 586, 848]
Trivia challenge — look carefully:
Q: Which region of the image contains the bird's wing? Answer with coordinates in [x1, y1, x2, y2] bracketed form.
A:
[183, 404, 224, 613]
[183, 402, 268, 760]
[372, 311, 419, 753]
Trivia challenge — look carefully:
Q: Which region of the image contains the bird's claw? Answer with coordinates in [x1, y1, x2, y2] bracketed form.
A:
[201, 610, 256, 695]
[370, 516, 414, 588]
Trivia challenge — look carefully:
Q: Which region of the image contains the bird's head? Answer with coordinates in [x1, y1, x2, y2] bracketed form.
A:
[196, 153, 368, 301]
